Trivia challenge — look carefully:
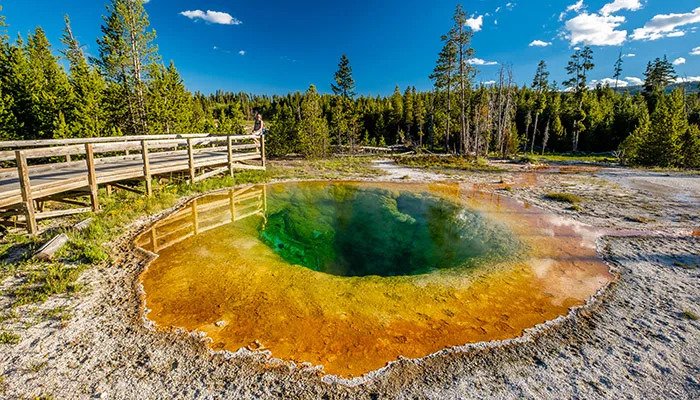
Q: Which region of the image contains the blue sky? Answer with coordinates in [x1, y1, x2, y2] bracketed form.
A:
[1, 0, 699, 95]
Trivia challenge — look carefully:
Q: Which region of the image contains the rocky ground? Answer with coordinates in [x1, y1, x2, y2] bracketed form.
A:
[0, 159, 698, 399]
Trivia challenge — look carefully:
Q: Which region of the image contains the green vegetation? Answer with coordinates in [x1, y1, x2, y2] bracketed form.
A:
[394, 155, 502, 172]
[0, 331, 20, 345]
[519, 153, 617, 164]
[544, 192, 583, 204]
[0, 3, 698, 169]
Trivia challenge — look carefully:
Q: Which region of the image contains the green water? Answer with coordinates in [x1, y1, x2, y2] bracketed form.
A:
[259, 183, 521, 277]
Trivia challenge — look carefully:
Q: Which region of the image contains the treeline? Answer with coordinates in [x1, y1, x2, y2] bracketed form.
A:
[0, 1, 253, 140]
[0, 2, 698, 168]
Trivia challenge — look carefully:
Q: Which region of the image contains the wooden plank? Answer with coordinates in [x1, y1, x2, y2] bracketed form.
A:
[141, 140, 152, 196]
[35, 207, 91, 220]
[15, 150, 37, 234]
[85, 143, 99, 212]
[192, 167, 228, 183]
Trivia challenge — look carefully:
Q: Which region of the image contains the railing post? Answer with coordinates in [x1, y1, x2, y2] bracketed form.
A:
[227, 136, 234, 177]
[187, 138, 195, 184]
[15, 150, 37, 235]
[141, 140, 152, 197]
[261, 134, 266, 168]
[84, 143, 99, 212]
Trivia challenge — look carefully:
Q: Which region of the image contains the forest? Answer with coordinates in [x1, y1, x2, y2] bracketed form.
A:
[0, 1, 698, 168]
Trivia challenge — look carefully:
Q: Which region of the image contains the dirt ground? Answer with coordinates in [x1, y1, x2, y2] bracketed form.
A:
[0, 160, 698, 399]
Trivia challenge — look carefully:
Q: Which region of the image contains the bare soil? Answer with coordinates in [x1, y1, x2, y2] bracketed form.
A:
[0, 160, 698, 399]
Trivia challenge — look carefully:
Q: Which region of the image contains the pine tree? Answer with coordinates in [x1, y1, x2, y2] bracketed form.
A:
[97, 0, 158, 135]
[403, 86, 414, 139]
[25, 28, 74, 139]
[643, 56, 677, 95]
[331, 54, 356, 99]
[613, 52, 623, 89]
[530, 60, 549, 153]
[414, 91, 427, 147]
[62, 15, 106, 137]
[448, 5, 476, 154]
[297, 85, 330, 158]
[563, 46, 594, 151]
[330, 54, 356, 147]
[390, 85, 403, 143]
[147, 61, 192, 134]
[431, 34, 458, 152]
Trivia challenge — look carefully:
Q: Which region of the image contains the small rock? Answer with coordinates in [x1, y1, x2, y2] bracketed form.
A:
[215, 320, 227, 327]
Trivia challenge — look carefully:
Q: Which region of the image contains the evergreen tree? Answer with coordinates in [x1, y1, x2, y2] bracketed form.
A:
[297, 85, 330, 158]
[147, 61, 192, 134]
[403, 86, 414, 138]
[330, 54, 357, 147]
[430, 34, 458, 152]
[530, 60, 549, 153]
[613, 52, 623, 89]
[563, 46, 594, 151]
[331, 54, 356, 99]
[451, 4, 475, 154]
[62, 15, 106, 137]
[97, 0, 158, 134]
[25, 28, 74, 139]
[414, 91, 427, 147]
[390, 85, 403, 143]
[643, 56, 677, 94]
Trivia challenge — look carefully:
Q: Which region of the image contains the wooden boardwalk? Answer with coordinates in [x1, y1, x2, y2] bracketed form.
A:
[0, 134, 266, 234]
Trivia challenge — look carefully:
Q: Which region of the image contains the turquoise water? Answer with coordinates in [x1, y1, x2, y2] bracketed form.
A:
[259, 182, 521, 277]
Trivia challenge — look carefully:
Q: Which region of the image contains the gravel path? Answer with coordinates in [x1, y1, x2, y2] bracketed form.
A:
[0, 161, 698, 399]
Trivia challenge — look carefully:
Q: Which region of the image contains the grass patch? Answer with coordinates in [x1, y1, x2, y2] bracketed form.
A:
[10, 263, 87, 306]
[520, 153, 616, 164]
[0, 331, 20, 345]
[682, 310, 699, 321]
[394, 155, 503, 172]
[544, 192, 583, 204]
[41, 306, 71, 322]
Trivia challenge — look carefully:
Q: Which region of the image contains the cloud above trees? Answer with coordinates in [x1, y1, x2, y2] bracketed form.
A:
[179, 10, 242, 25]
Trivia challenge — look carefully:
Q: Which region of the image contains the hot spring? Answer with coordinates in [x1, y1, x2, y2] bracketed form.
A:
[136, 182, 612, 378]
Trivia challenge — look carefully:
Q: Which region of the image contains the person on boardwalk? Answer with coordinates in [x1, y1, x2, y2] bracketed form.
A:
[252, 113, 265, 135]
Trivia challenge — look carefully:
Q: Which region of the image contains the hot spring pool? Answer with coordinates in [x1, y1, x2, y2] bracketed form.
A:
[136, 181, 612, 378]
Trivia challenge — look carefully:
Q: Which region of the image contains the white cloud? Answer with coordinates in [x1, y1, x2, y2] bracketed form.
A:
[631, 7, 700, 41]
[675, 76, 700, 83]
[673, 57, 686, 65]
[565, 12, 627, 46]
[560, 0, 585, 21]
[691, 47, 700, 56]
[467, 58, 498, 66]
[625, 76, 644, 86]
[623, 53, 636, 57]
[600, 0, 642, 16]
[465, 15, 483, 32]
[590, 77, 629, 88]
[529, 40, 552, 47]
[180, 10, 242, 25]
[482, 80, 497, 86]
[238, 50, 246, 56]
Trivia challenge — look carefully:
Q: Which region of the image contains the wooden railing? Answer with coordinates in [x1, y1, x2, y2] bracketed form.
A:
[0, 134, 266, 234]
[135, 185, 266, 254]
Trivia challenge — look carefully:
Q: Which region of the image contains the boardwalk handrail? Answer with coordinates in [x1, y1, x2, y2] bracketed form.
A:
[1, 133, 266, 234]
[0, 134, 261, 163]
